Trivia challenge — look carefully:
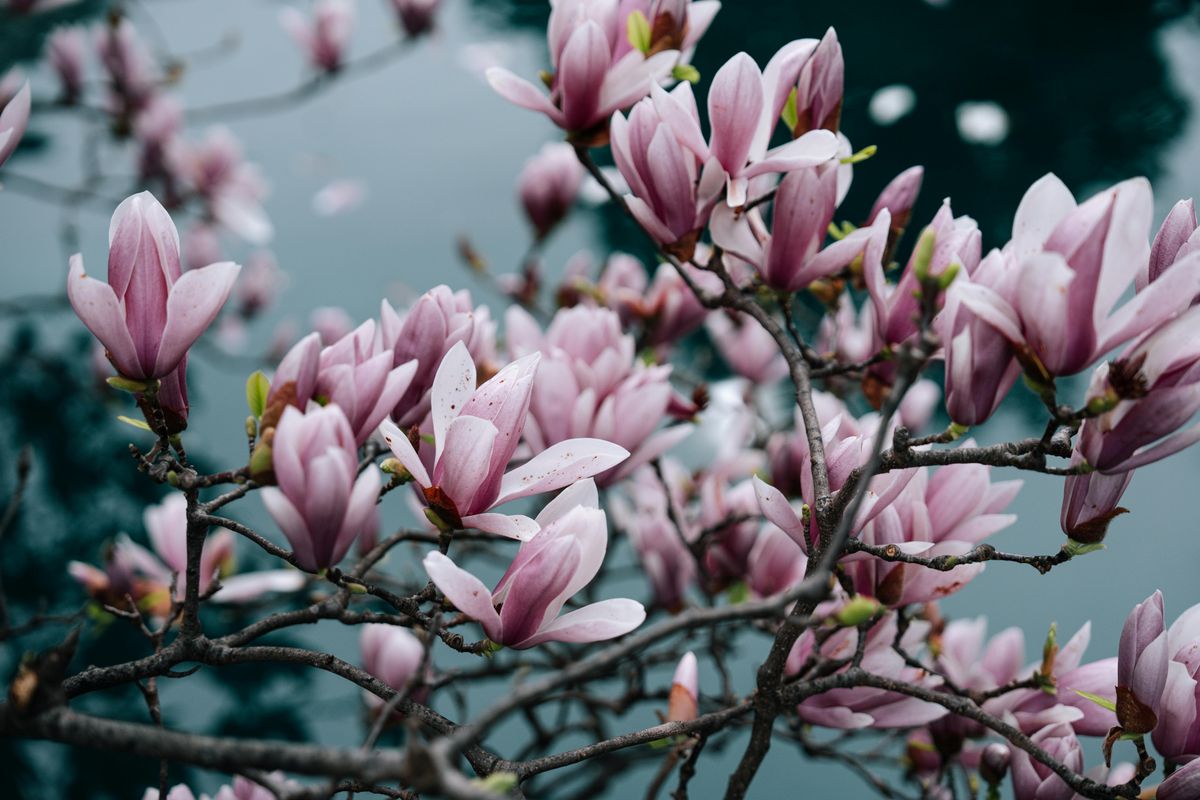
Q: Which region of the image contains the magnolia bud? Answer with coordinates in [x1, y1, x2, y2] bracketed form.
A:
[980, 743, 1010, 785]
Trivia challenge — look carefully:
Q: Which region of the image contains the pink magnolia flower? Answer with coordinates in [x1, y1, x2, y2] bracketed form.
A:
[507, 305, 691, 485]
[712, 172, 890, 292]
[754, 409, 919, 552]
[1077, 304, 1200, 473]
[611, 0, 720, 62]
[782, 27, 843, 136]
[610, 465, 696, 611]
[310, 305, 354, 345]
[96, 19, 159, 116]
[608, 84, 722, 255]
[639, 257, 724, 347]
[236, 250, 287, 318]
[66, 495, 301, 617]
[0, 80, 30, 168]
[380, 285, 497, 426]
[361, 623, 427, 708]
[954, 175, 1200, 379]
[262, 404, 380, 571]
[423, 497, 646, 648]
[705, 310, 788, 383]
[932, 617, 1024, 740]
[171, 127, 273, 245]
[264, 332, 322, 428]
[136, 95, 184, 188]
[317, 320, 419, 444]
[1059, 456, 1132, 543]
[816, 297, 877, 367]
[988, 621, 1117, 737]
[745, 525, 807, 598]
[650, 47, 840, 206]
[1116, 590, 1169, 734]
[281, 0, 355, 72]
[379, 341, 628, 538]
[1153, 600, 1200, 762]
[391, 0, 440, 36]
[519, 141, 584, 240]
[868, 165, 924, 238]
[840, 456, 1021, 606]
[898, 379, 941, 433]
[1158, 758, 1200, 800]
[1141, 197, 1200, 289]
[486, 0, 712, 135]
[788, 614, 947, 729]
[142, 494, 234, 601]
[66, 192, 241, 429]
[1010, 722, 1083, 800]
[48, 26, 87, 104]
[865, 199, 982, 349]
[940, 249, 1022, 426]
[667, 650, 699, 722]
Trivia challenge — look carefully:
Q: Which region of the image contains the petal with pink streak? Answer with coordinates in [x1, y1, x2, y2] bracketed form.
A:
[434, 415, 499, 515]
[66, 255, 141, 378]
[153, 261, 241, 377]
[261, 487, 317, 571]
[706, 52, 764, 176]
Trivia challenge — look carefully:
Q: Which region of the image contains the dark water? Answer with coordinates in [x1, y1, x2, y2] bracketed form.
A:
[2, 1, 1200, 797]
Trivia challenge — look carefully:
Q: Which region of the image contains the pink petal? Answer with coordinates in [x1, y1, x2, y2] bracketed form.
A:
[486, 67, 565, 126]
[558, 21, 609, 131]
[423, 551, 502, 640]
[744, 129, 839, 178]
[212, 570, 307, 603]
[261, 487, 317, 571]
[66, 254, 141, 378]
[152, 261, 241, 377]
[495, 438, 629, 507]
[707, 52, 764, 176]
[378, 419, 431, 487]
[753, 476, 809, 553]
[430, 340, 477, 464]
[517, 598, 646, 647]
[432, 414, 499, 514]
[460, 513, 539, 540]
[535, 478, 600, 525]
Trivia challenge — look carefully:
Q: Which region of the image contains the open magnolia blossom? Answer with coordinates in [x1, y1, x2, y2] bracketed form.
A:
[486, 0, 718, 135]
[424, 484, 646, 648]
[379, 340, 629, 538]
[27, 3, 1200, 799]
[68, 494, 303, 616]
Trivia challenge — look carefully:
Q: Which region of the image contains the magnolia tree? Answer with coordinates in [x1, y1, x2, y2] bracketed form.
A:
[3, 1, 1200, 799]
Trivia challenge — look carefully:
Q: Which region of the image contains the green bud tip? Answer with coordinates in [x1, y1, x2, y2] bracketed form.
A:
[106, 375, 156, 393]
[672, 64, 700, 84]
[836, 595, 882, 627]
[474, 772, 519, 793]
[424, 507, 453, 532]
[626, 10, 651, 55]
[937, 262, 961, 290]
[911, 228, 937, 281]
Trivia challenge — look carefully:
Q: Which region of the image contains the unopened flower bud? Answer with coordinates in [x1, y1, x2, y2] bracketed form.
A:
[980, 743, 1010, 785]
[836, 595, 882, 627]
[667, 651, 699, 723]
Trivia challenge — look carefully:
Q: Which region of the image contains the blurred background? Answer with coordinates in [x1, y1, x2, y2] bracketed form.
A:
[2, 0, 1200, 797]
